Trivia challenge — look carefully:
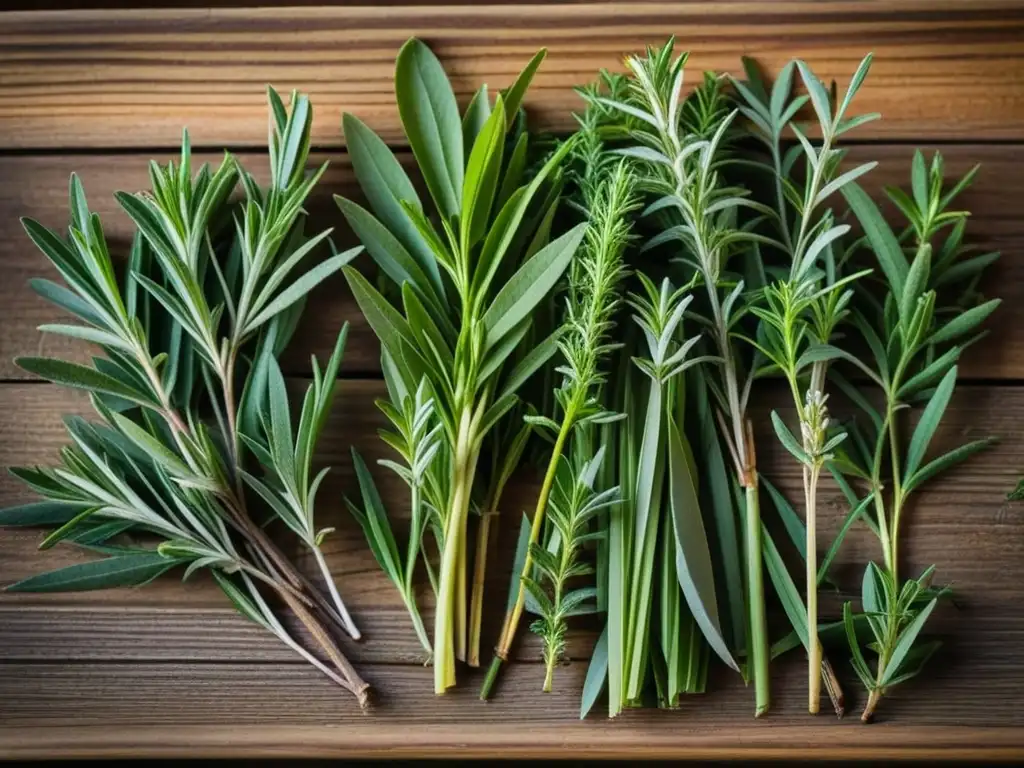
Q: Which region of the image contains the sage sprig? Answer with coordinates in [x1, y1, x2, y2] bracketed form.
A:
[340, 37, 584, 694]
[836, 152, 1000, 721]
[4, 90, 369, 703]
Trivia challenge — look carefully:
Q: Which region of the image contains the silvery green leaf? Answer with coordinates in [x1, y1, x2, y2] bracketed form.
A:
[770, 410, 811, 465]
[395, 38, 464, 220]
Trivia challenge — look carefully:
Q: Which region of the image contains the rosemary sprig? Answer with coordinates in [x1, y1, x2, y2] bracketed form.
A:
[481, 159, 637, 698]
[4, 90, 369, 702]
[838, 151, 1000, 721]
[340, 37, 584, 694]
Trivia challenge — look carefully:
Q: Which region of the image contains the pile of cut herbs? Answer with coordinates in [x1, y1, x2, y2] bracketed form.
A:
[1, 36, 1002, 723]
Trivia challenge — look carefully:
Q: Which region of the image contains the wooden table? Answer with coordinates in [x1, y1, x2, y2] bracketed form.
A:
[2, 2, 1024, 760]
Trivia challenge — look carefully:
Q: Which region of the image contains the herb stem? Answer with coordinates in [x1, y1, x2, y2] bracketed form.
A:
[468, 507, 496, 667]
[434, 404, 479, 694]
[805, 463, 822, 714]
[312, 545, 361, 641]
[745, 477, 770, 717]
[481, 405, 576, 700]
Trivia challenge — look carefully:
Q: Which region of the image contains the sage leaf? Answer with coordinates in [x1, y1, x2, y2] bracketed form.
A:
[395, 37, 464, 220]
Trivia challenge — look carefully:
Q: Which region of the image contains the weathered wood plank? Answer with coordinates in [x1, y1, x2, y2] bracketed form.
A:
[2, 3, 1024, 149]
[0, 144, 1016, 380]
[2, 721, 1023, 761]
[0, 646, 1022, 735]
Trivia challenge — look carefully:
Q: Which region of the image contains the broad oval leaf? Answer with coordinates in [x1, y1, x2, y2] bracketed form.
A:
[342, 112, 443, 294]
[395, 38, 464, 220]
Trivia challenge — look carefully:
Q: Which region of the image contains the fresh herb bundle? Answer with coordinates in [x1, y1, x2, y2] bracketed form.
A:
[600, 39, 773, 715]
[835, 152, 1000, 721]
[340, 37, 585, 694]
[731, 54, 877, 713]
[1, 91, 369, 702]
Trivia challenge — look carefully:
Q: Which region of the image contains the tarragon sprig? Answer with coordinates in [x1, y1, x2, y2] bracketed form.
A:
[838, 151, 1000, 721]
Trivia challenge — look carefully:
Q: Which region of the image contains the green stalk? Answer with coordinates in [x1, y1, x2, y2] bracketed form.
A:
[804, 463, 822, 714]
[434, 404, 480, 694]
[481, 408, 575, 699]
[745, 479, 770, 717]
[624, 379, 664, 702]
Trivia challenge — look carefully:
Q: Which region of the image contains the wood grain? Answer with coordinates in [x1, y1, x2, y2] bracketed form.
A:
[0, 143, 1017, 381]
[2, 3, 1024, 149]
[2, 723, 1024, 761]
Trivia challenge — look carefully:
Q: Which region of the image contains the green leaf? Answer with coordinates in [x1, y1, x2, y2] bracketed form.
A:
[348, 448, 403, 586]
[844, 602, 875, 688]
[862, 561, 887, 615]
[928, 299, 1000, 346]
[580, 624, 608, 719]
[30, 278, 107, 328]
[342, 112, 443, 295]
[343, 266, 426, 389]
[395, 37, 464, 220]
[462, 84, 492, 151]
[494, 327, 561, 400]
[761, 520, 809, 649]
[797, 344, 884, 388]
[16, 357, 155, 409]
[900, 243, 931, 330]
[841, 182, 909, 295]
[5, 552, 183, 593]
[770, 410, 810, 465]
[500, 48, 546, 129]
[904, 438, 995, 495]
[496, 133, 529, 211]
[108, 411, 190, 477]
[796, 60, 833, 132]
[506, 514, 532, 613]
[212, 571, 269, 628]
[903, 366, 958, 482]
[897, 346, 960, 399]
[879, 598, 939, 687]
[245, 251, 358, 334]
[481, 222, 586, 350]
[667, 418, 738, 672]
[461, 97, 507, 252]
[38, 324, 130, 352]
[0, 500, 88, 528]
[911, 150, 928, 212]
